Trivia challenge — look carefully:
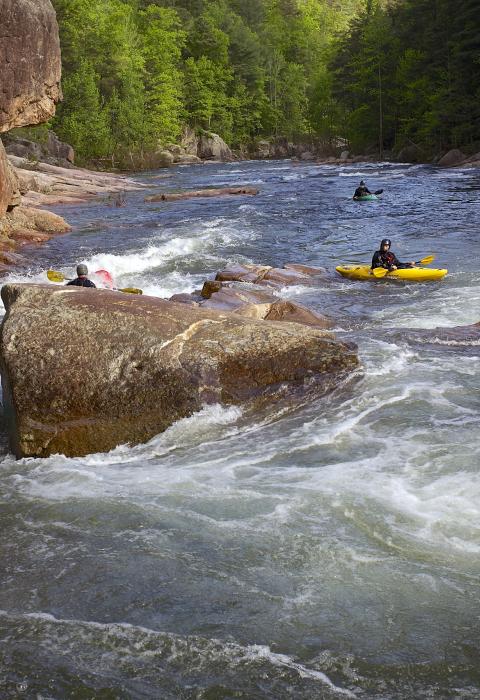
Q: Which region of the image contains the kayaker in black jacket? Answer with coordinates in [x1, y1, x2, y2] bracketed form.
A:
[371, 239, 415, 271]
[66, 264, 96, 288]
[353, 180, 371, 199]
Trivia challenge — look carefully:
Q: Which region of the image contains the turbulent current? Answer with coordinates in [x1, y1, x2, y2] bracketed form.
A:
[0, 160, 479, 699]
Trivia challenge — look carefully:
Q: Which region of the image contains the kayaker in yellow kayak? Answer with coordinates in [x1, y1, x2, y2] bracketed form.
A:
[371, 239, 416, 271]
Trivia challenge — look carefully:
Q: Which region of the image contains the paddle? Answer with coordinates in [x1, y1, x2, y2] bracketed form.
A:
[372, 255, 435, 278]
[47, 270, 143, 294]
[374, 189, 383, 195]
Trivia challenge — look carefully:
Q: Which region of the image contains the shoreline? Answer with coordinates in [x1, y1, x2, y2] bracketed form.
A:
[0, 156, 149, 274]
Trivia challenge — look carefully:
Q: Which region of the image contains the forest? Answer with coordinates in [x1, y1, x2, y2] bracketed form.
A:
[24, 0, 480, 166]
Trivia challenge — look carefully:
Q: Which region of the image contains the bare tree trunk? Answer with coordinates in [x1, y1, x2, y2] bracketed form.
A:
[378, 63, 384, 160]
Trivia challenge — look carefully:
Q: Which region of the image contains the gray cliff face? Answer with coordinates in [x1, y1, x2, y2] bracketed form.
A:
[0, 284, 359, 458]
[0, 0, 62, 133]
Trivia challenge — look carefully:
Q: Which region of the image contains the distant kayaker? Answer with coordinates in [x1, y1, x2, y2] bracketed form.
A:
[66, 264, 96, 288]
[353, 180, 371, 199]
[371, 239, 415, 271]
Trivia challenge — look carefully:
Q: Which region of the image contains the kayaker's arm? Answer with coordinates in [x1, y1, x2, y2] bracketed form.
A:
[371, 251, 387, 269]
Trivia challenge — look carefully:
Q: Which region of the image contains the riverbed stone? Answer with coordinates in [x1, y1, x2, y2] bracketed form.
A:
[196, 281, 333, 327]
[216, 262, 330, 287]
[0, 284, 359, 458]
[145, 187, 258, 203]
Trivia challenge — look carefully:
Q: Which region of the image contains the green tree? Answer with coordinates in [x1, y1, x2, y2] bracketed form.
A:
[54, 59, 111, 161]
[140, 5, 186, 145]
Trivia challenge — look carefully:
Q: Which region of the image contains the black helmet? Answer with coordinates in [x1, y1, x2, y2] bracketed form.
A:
[360, 180, 366, 186]
[380, 239, 391, 248]
[77, 263, 88, 276]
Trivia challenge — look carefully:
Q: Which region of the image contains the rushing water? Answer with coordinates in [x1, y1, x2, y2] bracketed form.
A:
[0, 160, 479, 699]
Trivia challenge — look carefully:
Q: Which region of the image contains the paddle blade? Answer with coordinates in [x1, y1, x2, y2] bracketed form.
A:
[374, 189, 384, 195]
[119, 287, 143, 295]
[372, 267, 388, 277]
[47, 270, 65, 283]
[418, 255, 435, 265]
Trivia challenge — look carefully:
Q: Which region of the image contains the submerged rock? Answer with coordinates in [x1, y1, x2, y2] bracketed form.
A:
[399, 322, 480, 353]
[145, 187, 258, 202]
[0, 284, 359, 458]
[215, 262, 329, 286]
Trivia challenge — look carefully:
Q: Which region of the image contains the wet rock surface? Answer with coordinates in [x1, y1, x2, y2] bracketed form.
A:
[171, 263, 334, 328]
[145, 187, 258, 203]
[215, 262, 329, 286]
[0, 284, 359, 458]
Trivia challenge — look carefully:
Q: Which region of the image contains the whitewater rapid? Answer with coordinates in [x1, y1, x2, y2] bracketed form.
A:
[0, 159, 479, 698]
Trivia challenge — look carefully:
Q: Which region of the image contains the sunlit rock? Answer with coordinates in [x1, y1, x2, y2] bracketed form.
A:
[0, 0, 61, 132]
[215, 262, 329, 286]
[0, 284, 359, 458]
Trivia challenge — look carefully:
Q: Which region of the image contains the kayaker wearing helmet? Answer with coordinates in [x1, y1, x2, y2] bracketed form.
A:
[371, 240, 416, 271]
[66, 264, 97, 288]
[353, 180, 371, 199]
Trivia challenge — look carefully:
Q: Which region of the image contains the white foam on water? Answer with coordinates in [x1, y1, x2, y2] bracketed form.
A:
[338, 170, 382, 177]
[378, 278, 480, 329]
[0, 610, 356, 697]
[0, 404, 244, 500]
[276, 283, 322, 298]
[243, 645, 356, 697]
[86, 238, 207, 279]
[281, 173, 303, 181]
[72, 218, 259, 294]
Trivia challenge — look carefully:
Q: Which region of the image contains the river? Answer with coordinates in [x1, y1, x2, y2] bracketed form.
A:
[0, 160, 479, 699]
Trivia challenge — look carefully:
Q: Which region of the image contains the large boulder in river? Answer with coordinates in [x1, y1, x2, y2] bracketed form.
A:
[0, 0, 62, 133]
[0, 284, 359, 458]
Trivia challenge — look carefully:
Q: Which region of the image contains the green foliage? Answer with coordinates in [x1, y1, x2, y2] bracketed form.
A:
[54, 59, 111, 161]
[50, 0, 479, 166]
[140, 5, 186, 145]
[7, 124, 52, 145]
[330, 0, 480, 155]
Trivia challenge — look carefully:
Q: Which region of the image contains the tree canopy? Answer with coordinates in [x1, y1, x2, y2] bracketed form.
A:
[44, 0, 479, 166]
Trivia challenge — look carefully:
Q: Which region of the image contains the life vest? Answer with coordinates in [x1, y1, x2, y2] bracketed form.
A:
[380, 251, 395, 266]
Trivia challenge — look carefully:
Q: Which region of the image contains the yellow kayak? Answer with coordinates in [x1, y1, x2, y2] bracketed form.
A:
[336, 265, 448, 282]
